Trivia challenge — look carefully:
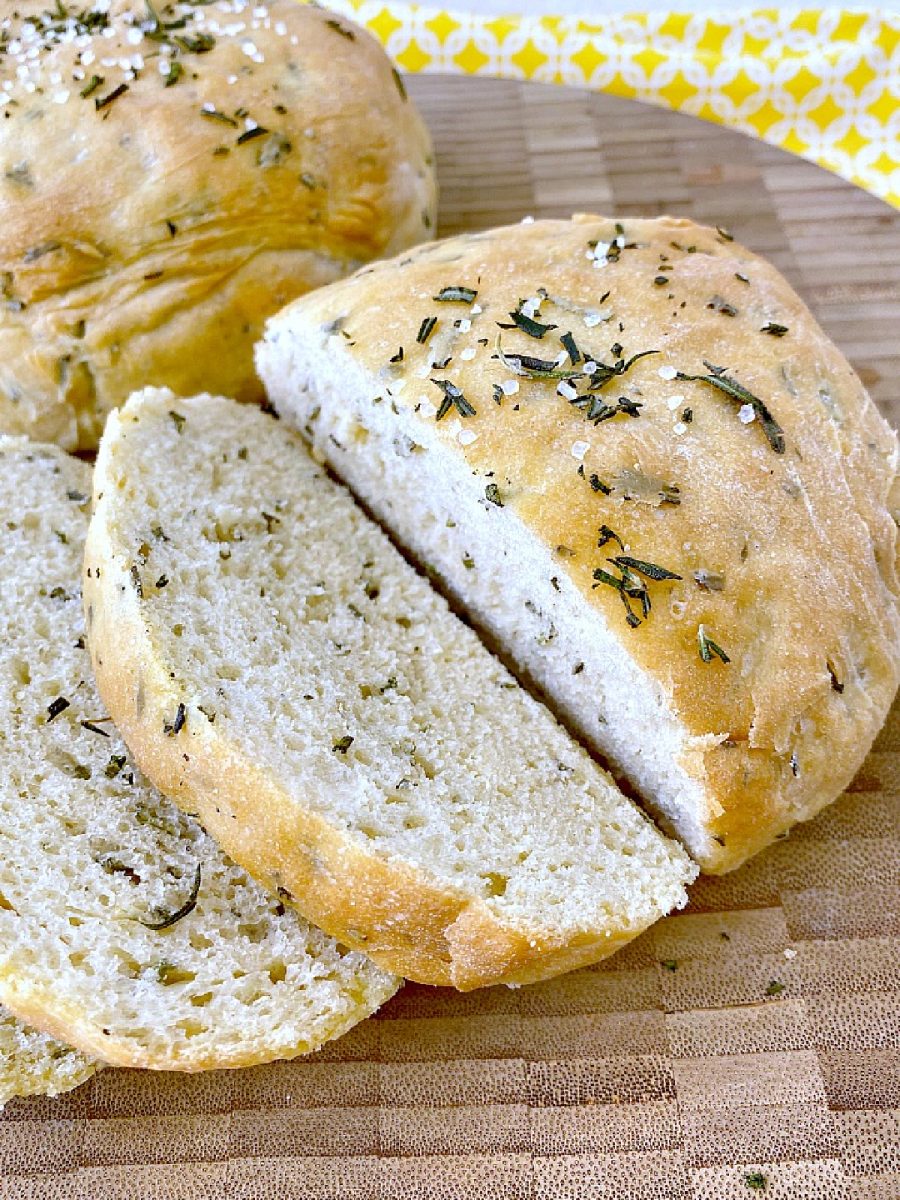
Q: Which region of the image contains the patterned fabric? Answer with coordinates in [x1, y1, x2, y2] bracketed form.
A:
[319, 2, 900, 209]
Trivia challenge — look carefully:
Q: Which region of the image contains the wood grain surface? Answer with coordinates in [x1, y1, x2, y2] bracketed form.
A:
[1, 76, 898, 1200]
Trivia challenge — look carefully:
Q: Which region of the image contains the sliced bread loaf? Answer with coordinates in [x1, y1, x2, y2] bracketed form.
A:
[84, 390, 695, 990]
[257, 214, 900, 873]
[0, 437, 397, 1069]
[0, 1012, 96, 1108]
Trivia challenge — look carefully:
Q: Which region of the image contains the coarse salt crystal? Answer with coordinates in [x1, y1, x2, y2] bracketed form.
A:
[583, 360, 597, 373]
[458, 429, 478, 446]
[501, 379, 519, 396]
[570, 440, 590, 460]
[457, 318, 471, 333]
[521, 215, 534, 224]
[202, 101, 216, 112]
[471, 304, 482, 315]
[418, 399, 437, 419]
[126, 27, 143, 45]
[241, 40, 258, 56]
[673, 421, 688, 435]
[275, 20, 287, 35]
[784, 948, 797, 960]
[557, 380, 577, 400]
[52, 90, 69, 104]
[460, 347, 476, 361]
[738, 404, 756, 424]
[657, 365, 678, 380]
[667, 395, 683, 411]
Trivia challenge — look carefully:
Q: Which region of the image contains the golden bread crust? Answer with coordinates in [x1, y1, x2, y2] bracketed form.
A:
[265, 215, 900, 871]
[0, 0, 435, 449]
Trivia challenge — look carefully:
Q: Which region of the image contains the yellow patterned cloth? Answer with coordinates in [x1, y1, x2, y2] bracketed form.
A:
[320, 1, 900, 209]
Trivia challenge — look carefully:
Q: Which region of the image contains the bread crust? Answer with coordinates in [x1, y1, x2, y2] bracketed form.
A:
[84, 398, 691, 990]
[0, 1, 435, 450]
[260, 215, 900, 872]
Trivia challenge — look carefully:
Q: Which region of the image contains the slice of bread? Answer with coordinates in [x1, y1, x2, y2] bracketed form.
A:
[0, 437, 397, 1070]
[257, 214, 900, 873]
[84, 390, 695, 991]
[0, 1011, 96, 1108]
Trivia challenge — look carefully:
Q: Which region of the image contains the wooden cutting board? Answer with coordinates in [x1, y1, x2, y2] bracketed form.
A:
[2, 76, 898, 1200]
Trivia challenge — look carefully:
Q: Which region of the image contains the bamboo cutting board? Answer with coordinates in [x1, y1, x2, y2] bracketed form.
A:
[1, 76, 898, 1200]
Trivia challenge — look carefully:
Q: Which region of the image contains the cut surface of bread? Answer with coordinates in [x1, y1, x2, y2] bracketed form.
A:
[84, 390, 695, 990]
[0, 436, 397, 1070]
[257, 214, 900, 873]
[0, 1011, 97, 1108]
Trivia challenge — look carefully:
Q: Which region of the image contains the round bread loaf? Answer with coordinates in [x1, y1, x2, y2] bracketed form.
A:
[258, 214, 900, 873]
[0, 1, 436, 450]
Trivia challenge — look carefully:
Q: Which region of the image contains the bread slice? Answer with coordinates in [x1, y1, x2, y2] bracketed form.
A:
[0, 436, 397, 1070]
[257, 214, 900, 873]
[84, 390, 695, 990]
[0, 1012, 96, 1108]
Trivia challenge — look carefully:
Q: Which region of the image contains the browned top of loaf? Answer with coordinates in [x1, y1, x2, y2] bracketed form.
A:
[275, 215, 900, 866]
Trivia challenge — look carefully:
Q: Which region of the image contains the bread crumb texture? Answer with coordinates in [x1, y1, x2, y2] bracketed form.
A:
[0, 1009, 96, 1107]
[0, 435, 397, 1069]
[257, 215, 900, 872]
[0, 1, 435, 450]
[84, 390, 695, 990]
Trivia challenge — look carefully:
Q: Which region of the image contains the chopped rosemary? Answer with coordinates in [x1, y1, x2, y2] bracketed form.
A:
[744, 1172, 767, 1191]
[95, 83, 128, 112]
[130, 564, 143, 598]
[827, 661, 844, 693]
[47, 697, 70, 723]
[168, 410, 186, 434]
[140, 863, 202, 930]
[332, 735, 354, 754]
[597, 525, 624, 551]
[80, 74, 103, 99]
[416, 316, 437, 344]
[105, 754, 127, 778]
[80, 718, 111, 738]
[698, 626, 730, 663]
[389, 347, 404, 363]
[764, 979, 784, 996]
[163, 702, 186, 737]
[588, 473, 611, 495]
[716, 226, 734, 242]
[433, 286, 477, 304]
[593, 554, 680, 628]
[569, 394, 643, 425]
[431, 379, 476, 420]
[676, 362, 785, 454]
[484, 483, 503, 507]
[236, 126, 268, 146]
[761, 322, 788, 337]
[499, 306, 557, 339]
[560, 331, 582, 365]
[164, 61, 183, 87]
[201, 107, 238, 127]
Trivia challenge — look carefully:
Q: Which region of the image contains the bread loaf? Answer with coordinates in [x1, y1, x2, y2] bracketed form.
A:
[0, 436, 397, 1069]
[0, 1, 435, 450]
[84, 390, 696, 990]
[257, 214, 900, 873]
[0, 1012, 96, 1107]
